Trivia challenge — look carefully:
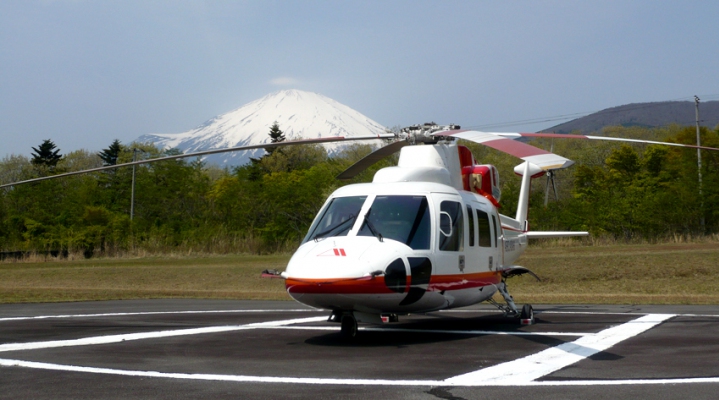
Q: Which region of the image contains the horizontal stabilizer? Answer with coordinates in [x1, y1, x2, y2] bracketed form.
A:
[526, 231, 589, 239]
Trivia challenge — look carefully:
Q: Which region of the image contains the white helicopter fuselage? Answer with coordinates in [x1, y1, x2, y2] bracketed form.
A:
[284, 144, 529, 318]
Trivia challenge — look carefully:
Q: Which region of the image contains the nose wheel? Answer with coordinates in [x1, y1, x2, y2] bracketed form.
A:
[340, 314, 358, 338]
[520, 304, 534, 326]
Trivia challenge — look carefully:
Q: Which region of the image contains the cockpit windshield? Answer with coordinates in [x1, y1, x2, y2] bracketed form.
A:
[358, 195, 430, 250]
[304, 196, 367, 242]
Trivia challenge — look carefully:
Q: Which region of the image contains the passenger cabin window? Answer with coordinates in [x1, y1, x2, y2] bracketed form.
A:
[466, 205, 475, 247]
[476, 209, 491, 248]
[492, 214, 500, 247]
[304, 196, 366, 243]
[439, 201, 464, 251]
[358, 195, 431, 250]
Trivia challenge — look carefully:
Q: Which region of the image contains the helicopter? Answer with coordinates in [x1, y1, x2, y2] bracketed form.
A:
[3, 123, 718, 338]
[264, 123, 719, 337]
[261, 123, 582, 337]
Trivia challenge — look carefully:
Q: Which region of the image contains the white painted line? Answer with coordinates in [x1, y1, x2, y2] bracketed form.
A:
[2, 312, 716, 387]
[444, 313, 675, 386]
[2, 309, 715, 324]
[0, 358, 444, 386]
[0, 309, 319, 322]
[439, 309, 719, 318]
[524, 377, 719, 386]
[268, 325, 591, 337]
[540, 311, 719, 318]
[363, 327, 591, 337]
[660, 313, 719, 318]
[0, 316, 327, 353]
[3, 356, 718, 387]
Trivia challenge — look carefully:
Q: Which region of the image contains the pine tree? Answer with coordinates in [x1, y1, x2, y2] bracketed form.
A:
[268, 122, 286, 143]
[98, 139, 123, 166]
[266, 122, 286, 156]
[31, 139, 62, 168]
[248, 122, 287, 177]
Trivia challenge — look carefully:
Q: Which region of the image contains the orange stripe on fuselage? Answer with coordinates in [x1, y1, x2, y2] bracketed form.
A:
[428, 271, 502, 291]
[286, 271, 501, 295]
[286, 276, 390, 294]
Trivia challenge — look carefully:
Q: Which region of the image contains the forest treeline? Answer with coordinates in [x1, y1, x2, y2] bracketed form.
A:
[1, 124, 717, 257]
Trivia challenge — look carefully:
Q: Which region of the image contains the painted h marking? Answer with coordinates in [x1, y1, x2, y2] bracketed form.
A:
[444, 313, 675, 385]
[0, 312, 680, 387]
[0, 316, 328, 353]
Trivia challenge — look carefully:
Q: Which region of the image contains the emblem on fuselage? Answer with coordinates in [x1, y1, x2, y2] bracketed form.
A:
[317, 248, 347, 257]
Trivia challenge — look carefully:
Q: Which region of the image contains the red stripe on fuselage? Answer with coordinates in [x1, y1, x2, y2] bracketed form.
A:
[286, 277, 390, 295]
[286, 271, 501, 295]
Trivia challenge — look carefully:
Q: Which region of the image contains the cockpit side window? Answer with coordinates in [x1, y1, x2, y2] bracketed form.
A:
[491, 214, 500, 247]
[303, 196, 367, 243]
[476, 209, 491, 248]
[358, 195, 431, 250]
[439, 201, 464, 252]
[467, 204, 475, 247]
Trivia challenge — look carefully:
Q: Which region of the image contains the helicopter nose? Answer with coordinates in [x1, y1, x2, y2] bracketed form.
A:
[284, 237, 440, 312]
[283, 237, 411, 304]
[285, 237, 403, 278]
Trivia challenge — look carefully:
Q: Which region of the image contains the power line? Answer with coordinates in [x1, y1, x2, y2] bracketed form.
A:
[464, 94, 719, 132]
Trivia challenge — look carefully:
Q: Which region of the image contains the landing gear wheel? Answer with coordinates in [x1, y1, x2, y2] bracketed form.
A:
[340, 314, 358, 338]
[519, 304, 534, 326]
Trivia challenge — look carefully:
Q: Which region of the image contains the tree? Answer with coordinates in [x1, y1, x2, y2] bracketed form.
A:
[60, 149, 103, 172]
[268, 122, 286, 144]
[259, 143, 327, 173]
[98, 139, 123, 166]
[247, 122, 289, 179]
[265, 122, 286, 157]
[31, 139, 62, 169]
[0, 155, 33, 186]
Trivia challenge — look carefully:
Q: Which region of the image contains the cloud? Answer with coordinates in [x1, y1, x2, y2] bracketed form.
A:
[269, 77, 301, 86]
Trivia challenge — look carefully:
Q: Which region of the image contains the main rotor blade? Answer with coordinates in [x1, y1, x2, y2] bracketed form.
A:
[1, 134, 394, 188]
[435, 130, 574, 171]
[336, 139, 408, 180]
[495, 132, 719, 152]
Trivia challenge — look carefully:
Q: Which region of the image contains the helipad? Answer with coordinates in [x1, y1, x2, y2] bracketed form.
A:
[2, 300, 719, 399]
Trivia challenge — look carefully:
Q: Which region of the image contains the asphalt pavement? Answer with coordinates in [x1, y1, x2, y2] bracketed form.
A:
[1, 300, 719, 399]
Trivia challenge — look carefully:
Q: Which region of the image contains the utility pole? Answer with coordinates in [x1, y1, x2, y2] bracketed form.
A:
[544, 139, 557, 207]
[130, 148, 138, 221]
[695, 96, 705, 231]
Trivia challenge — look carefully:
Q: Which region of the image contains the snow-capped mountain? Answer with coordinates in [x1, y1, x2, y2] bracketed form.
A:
[136, 89, 388, 166]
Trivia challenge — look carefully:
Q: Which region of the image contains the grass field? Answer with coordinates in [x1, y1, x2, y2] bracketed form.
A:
[1, 242, 718, 304]
[510, 242, 719, 304]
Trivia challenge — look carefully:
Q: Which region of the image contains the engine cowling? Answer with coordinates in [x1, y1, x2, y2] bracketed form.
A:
[457, 145, 501, 206]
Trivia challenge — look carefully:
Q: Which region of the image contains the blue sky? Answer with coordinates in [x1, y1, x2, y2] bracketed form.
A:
[2, 1, 719, 158]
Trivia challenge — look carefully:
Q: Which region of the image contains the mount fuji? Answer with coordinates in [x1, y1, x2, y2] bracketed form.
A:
[136, 89, 388, 166]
